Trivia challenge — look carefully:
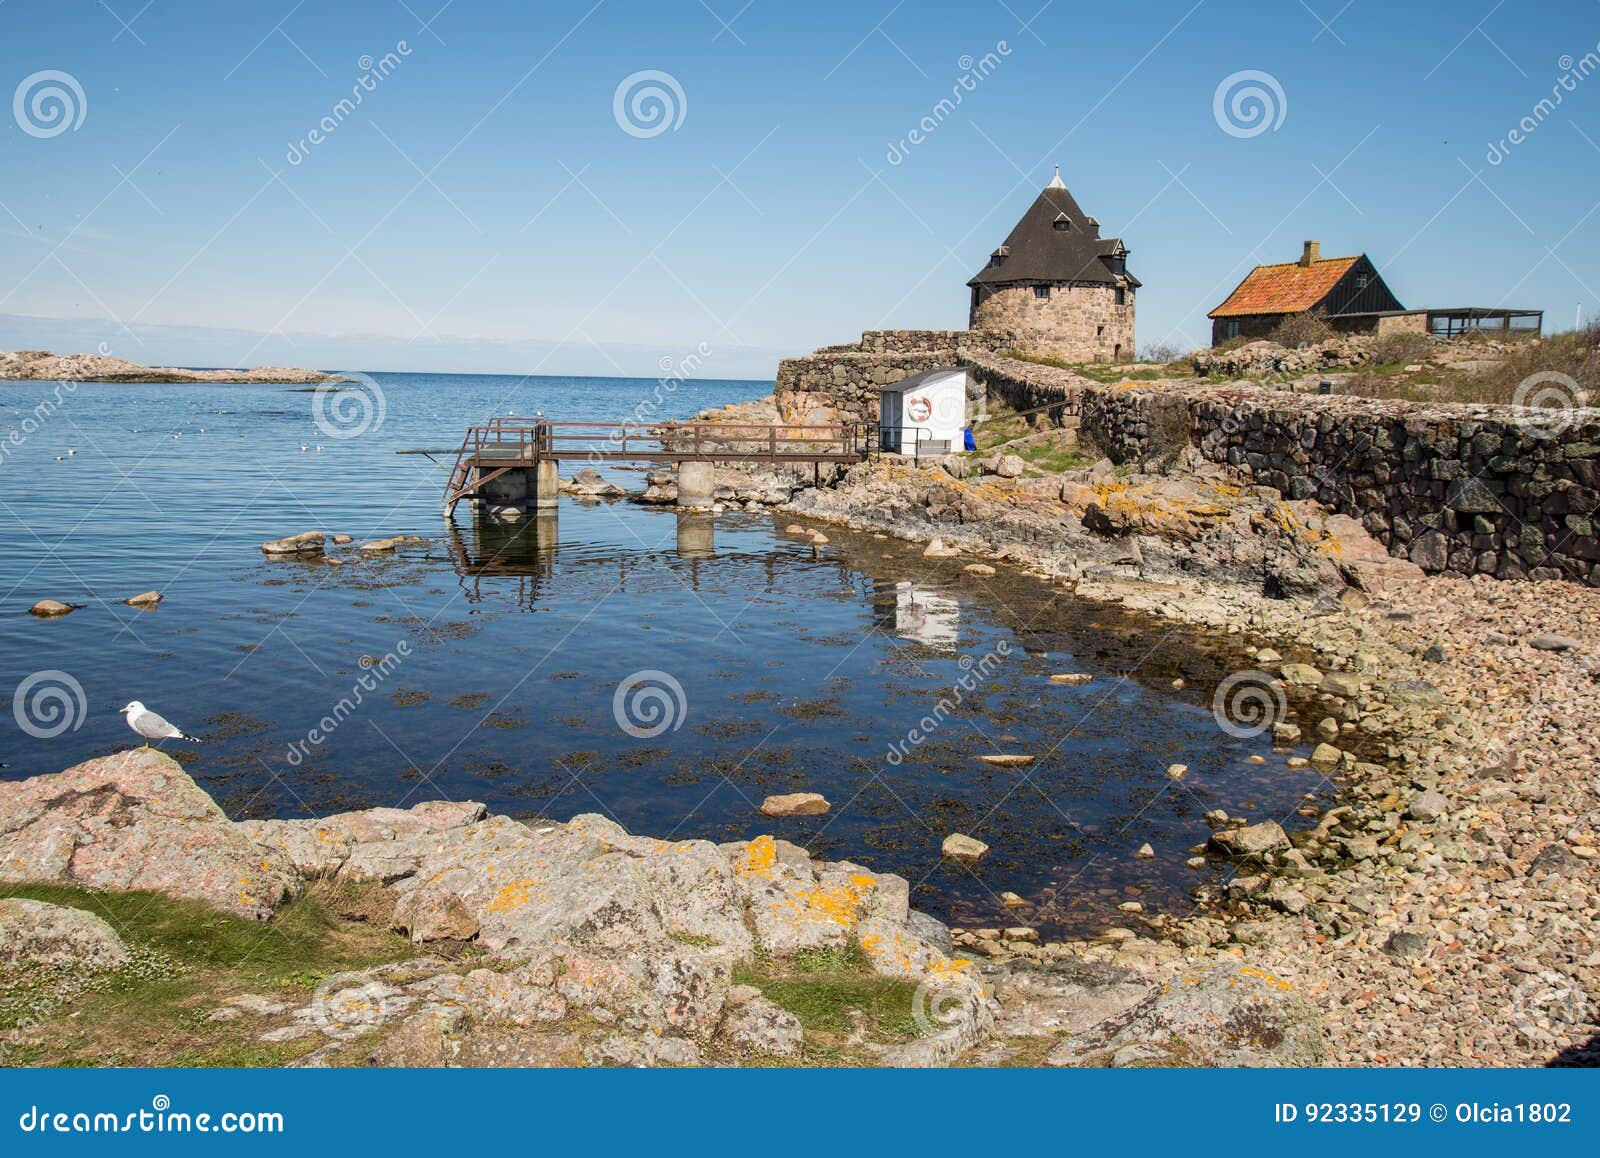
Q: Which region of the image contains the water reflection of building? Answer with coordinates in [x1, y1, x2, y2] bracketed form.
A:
[876, 580, 960, 649]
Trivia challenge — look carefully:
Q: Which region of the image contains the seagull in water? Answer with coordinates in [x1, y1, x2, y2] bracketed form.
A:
[120, 701, 203, 748]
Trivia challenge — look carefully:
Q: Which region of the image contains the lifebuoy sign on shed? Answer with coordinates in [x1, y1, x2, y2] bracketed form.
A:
[877, 366, 969, 456]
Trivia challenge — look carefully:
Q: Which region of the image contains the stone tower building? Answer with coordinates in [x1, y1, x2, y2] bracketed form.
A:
[967, 169, 1137, 362]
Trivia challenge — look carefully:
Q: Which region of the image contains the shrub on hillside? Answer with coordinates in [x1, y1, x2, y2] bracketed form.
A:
[1370, 331, 1436, 365]
[1267, 310, 1333, 349]
[1138, 340, 1186, 364]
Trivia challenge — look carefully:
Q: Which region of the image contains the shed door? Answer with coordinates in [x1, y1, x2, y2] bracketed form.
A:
[879, 391, 901, 451]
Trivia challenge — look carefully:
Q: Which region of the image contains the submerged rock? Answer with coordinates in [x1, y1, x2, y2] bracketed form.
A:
[975, 753, 1035, 768]
[260, 531, 325, 555]
[28, 599, 80, 617]
[942, 833, 990, 861]
[758, 792, 830, 817]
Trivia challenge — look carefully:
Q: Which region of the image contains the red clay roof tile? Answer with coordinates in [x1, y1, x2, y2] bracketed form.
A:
[1208, 256, 1359, 318]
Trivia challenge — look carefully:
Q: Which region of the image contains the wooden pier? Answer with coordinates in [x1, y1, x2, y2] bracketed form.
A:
[399, 417, 869, 519]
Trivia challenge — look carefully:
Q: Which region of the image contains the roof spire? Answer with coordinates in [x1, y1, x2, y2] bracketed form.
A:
[1046, 165, 1065, 190]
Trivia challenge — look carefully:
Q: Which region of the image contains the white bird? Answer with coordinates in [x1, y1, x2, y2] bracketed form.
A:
[67, 448, 76, 456]
[300, 443, 308, 452]
[120, 701, 203, 747]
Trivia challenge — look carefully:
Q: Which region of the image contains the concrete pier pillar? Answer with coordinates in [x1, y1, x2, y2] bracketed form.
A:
[532, 512, 560, 550]
[534, 459, 560, 514]
[675, 512, 714, 558]
[477, 466, 529, 521]
[676, 460, 715, 509]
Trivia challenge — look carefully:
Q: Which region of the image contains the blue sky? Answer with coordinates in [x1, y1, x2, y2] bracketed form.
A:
[1, 0, 1598, 377]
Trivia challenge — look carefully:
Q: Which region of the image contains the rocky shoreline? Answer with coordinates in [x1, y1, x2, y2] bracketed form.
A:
[773, 454, 1598, 1066]
[0, 750, 1328, 1067]
[3, 388, 1595, 1066]
[0, 348, 341, 384]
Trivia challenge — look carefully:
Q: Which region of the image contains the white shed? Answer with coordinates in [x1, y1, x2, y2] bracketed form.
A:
[878, 366, 970, 457]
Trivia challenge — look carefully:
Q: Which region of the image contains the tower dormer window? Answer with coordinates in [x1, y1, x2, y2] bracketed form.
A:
[1052, 213, 1071, 232]
[988, 245, 1009, 268]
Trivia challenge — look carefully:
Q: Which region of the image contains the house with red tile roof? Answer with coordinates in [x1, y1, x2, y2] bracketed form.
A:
[1207, 241, 1409, 345]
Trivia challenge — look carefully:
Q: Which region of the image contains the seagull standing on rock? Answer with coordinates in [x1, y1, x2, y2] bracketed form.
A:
[120, 701, 203, 748]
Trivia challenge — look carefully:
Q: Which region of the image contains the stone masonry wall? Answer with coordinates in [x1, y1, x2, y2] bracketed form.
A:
[961, 349, 1084, 431]
[1081, 384, 1600, 586]
[971, 283, 1134, 363]
[775, 329, 1012, 426]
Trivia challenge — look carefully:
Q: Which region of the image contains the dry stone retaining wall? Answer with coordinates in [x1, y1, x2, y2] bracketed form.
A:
[1082, 385, 1600, 585]
[775, 329, 1012, 426]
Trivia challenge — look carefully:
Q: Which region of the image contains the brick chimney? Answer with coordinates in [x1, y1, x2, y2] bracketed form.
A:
[1300, 240, 1321, 267]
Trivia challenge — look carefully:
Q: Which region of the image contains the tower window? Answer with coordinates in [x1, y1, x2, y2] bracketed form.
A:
[1096, 325, 1104, 337]
[1114, 287, 1127, 306]
[1033, 285, 1050, 300]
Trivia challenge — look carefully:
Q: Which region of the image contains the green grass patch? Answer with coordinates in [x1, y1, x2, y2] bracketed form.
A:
[1013, 440, 1094, 473]
[733, 941, 921, 1062]
[1, 881, 412, 1067]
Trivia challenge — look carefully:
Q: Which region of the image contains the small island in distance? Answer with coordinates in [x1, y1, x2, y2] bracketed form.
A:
[0, 347, 342, 384]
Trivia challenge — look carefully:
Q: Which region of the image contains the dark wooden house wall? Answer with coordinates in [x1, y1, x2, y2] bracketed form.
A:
[1318, 255, 1404, 317]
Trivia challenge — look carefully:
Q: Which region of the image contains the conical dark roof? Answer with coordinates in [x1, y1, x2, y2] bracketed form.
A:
[968, 177, 1137, 288]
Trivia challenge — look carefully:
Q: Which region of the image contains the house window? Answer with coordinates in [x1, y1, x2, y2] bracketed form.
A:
[1033, 285, 1050, 300]
[1114, 287, 1126, 306]
[1224, 320, 1241, 339]
[1355, 274, 1370, 289]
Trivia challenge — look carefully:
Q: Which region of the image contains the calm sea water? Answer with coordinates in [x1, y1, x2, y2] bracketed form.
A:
[0, 371, 1325, 936]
